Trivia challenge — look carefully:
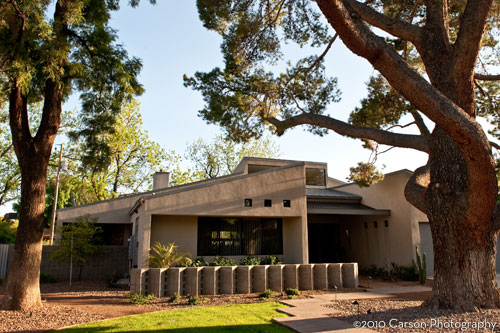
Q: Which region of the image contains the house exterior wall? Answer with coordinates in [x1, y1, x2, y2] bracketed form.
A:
[336, 171, 427, 268]
[57, 193, 146, 228]
[136, 164, 309, 267]
[339, 216, 392, 268]
[150, 215, 198, 256]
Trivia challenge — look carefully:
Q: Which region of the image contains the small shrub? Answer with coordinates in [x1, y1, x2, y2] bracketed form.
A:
[40, 272, 57, 284]
[240, 256, 261, 265]
[128, 293, 155, 305]
[188, 257, 208, 267]
[400, 262, 419, 281]
[188, 294, 201, 305]
[260, 256, 281, 265]
[259, 289, 274, 300]
[209, 256, 237, 266]
[149, 242, 193, 268]
[285, 288, 300, 298]
[168, 293, 181, 303]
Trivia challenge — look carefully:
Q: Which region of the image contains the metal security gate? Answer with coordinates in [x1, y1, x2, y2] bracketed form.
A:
[0, 244, 10, 280]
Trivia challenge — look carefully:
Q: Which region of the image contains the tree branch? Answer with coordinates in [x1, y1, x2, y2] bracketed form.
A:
[303, 34, 338, 76]
[346, 0, 422, 47]
[450, 0, 494, 85]
[8, 83, 32, 166]
[409, 110, 430, 135]
[404, 164, 430, 214]
[66, 28, 96, 58]
[489, 141, 500, 151]
[263, 112, 430, 152]
[474, 73, 500, 81]
[423, 0, 451, 49]
[315, 0, 490, 161]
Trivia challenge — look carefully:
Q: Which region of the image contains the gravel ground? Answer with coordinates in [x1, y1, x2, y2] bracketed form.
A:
[1, 280, 345, 333]
[327, 299, 500, 332]
[0, 302, 105, 333]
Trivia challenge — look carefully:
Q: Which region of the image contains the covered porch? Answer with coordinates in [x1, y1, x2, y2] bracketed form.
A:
[306, 187, 391, 266]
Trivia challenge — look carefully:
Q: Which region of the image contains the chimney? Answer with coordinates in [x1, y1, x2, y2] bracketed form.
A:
[153, 171, 170, 190]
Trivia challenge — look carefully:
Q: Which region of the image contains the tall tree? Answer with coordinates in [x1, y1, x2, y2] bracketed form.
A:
[0, 0, 144, 310]
[187, 0, 500, 310]
[67, 100, 174, 201]
[185, 134, 280, 179]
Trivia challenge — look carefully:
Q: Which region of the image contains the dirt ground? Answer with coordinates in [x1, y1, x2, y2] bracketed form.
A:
[0, 277, 430, 333]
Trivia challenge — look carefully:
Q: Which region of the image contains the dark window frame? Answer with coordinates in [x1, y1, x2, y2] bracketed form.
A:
[197, 217, 283, 256]
[306, 168, 326, 186]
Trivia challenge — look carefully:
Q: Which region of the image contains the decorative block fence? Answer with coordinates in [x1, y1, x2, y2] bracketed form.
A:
[131, 263, 358, 297]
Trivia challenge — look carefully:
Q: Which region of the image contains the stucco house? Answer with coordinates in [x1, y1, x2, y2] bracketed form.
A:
[57, 157, 500, 275]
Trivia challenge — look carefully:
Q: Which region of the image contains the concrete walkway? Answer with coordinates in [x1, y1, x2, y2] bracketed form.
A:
[273, 285, 431, 333]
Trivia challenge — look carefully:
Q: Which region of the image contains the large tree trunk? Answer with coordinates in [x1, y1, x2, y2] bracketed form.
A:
[420, 128, 500, 310]
[2, 82, 61, 311]
[2, 170, 48, 310]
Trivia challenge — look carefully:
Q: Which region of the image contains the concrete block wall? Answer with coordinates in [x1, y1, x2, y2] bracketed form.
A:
[201, 267, 218, 295]
[283, 264, 299, 289]
[131, 263, 358, 297]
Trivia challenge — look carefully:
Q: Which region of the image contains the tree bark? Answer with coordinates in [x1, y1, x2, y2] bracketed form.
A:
[423, 128, 500, 310]
[2, 81, 62, 311]
[312, 0, 500, 310]
[2, 169, 48, 310]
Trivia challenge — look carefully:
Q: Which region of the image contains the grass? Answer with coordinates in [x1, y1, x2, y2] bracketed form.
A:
[56, 302, 291, 332]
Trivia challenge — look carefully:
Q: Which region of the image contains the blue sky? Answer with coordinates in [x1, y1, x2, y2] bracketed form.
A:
[69, 1, 428, 180]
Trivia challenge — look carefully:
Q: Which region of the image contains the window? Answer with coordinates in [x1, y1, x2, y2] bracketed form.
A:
[248, 164, 276, 173]
[306, 168, 326, 186]
[264, 199, 272, 207]
[244, 199, 252, 207]
[198, 217, 283, 256]
[283, 200, 291, 208]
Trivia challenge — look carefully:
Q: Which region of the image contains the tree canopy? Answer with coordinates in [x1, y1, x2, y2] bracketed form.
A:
[185, 134, 281, 179]
[0, 0, 148, 310]
[188, 0, 500, 310]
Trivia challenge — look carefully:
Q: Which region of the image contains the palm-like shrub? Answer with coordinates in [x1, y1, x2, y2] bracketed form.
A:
[148, 242, 193, 268]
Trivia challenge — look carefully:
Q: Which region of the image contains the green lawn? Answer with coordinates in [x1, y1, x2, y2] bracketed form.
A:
[56, 302, 291, 332]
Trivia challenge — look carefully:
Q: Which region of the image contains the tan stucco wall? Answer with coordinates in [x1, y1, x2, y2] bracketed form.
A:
[150, 215, 198, 256]
[336, 171, 428, 267]
[339, 216, 392, 268]
[144, 164, 307, 217]
[137, 164, 309, 267]
[283, 217, 308, 263]
[148, 215, 302, 264]
[56, 194, 142, 230]
[134, 205, 152, 268]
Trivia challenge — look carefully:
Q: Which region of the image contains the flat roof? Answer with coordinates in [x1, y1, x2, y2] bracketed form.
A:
[306, 188, 361, 200]
[307, 201, 390, 216]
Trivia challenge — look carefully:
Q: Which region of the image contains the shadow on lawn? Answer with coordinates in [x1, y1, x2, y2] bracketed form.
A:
[55, 323, 290, 332]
